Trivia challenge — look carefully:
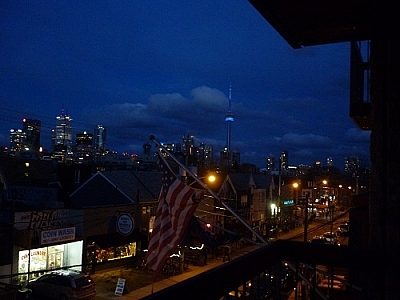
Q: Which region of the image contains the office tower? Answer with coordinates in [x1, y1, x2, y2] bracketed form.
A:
[75, 131, 93, 162]
[161, 143, 176, 153]
[279, 151, 288, 171]
[232, 150, 241, 168]
[143, 142, 151, 156]
[94, 125, 106, 154]
[204, 144, 213, 165]
[266, 155, 275, 171]
[183, 134, 195, 165]
[344, 156, 360, 175]
[9, 129, 25, 156]
[52, 109, 73, 160]
[197, 143, 214, 166]
[22, 118, 41, 154]
[326, 157, 333, 167]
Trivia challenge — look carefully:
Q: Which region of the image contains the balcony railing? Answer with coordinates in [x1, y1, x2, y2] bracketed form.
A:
[142, 240, 369, 299]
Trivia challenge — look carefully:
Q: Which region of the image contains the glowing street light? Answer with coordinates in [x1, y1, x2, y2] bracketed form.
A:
[292, 182, 299, 205]
[189, 174, 217, 186]
[207, 174, 216, 184]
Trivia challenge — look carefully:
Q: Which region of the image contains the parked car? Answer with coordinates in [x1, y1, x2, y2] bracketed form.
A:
[310, 236, 326, 244]
[268, 228, 281, 242]
[29, 269, 96, 300]
[323, 232, 337, 245]
[336, 223, 350, 236]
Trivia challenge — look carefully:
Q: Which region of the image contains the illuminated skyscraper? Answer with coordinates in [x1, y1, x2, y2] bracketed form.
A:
[345, 156, 360, 175]
[183, 134, 195, 166]
[75, 131, 93, 162]
[197, 143, 213, 166]
[22, 118, 41, 154]
[279, 151, 288, 171]
[94, 124, 107, 154]
[266, 155, 276, 171]
[9, 129, 25, 156]
[52, 108, 73, 160]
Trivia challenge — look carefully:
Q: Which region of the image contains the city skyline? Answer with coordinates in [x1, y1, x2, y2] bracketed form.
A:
[0, 1, 370, 169]
[3, 110, 367, 172]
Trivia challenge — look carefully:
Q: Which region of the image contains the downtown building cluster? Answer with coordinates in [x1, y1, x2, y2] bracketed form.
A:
[4, 109, 366, 177]
[7, 110, 107, 163]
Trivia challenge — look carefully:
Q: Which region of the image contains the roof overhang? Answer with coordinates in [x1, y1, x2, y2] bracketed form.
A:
[249, 0, 384, 49]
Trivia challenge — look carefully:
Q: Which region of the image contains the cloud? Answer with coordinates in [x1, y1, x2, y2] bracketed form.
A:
[148, 93, 188, 117]
[279, 133, 333, 148]
[345, 128, 371, 143]
[101, 102, 156, 127]
[293, 148, 315, 158]
[148, 86, 227, 117]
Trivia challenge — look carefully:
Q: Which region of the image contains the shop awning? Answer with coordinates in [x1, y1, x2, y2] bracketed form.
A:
[88, 229, 147, 249]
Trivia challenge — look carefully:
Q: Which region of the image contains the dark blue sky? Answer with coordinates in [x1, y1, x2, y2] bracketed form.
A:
[0, 1, 370, 169]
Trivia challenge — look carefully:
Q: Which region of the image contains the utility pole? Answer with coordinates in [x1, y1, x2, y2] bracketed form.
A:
[303, 192, 309, 243]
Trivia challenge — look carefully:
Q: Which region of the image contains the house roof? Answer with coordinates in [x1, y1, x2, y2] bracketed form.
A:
[228, 172, 273, 191]
[69, 170, 161, 208]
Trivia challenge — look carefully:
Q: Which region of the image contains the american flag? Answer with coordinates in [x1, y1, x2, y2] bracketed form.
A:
[146, 153, 203, 275]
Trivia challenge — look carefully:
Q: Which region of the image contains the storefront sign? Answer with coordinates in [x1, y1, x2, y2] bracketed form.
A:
[117, 214, 134, 236]
[41, 227, 76, 245]
[115, 278, 126, 296]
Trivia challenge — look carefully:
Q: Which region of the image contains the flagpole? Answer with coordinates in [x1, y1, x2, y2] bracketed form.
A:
[195, 216, 264, 246]
[150, 135, 268, 245]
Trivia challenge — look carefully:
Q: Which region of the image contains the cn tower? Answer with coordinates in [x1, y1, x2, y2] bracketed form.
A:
[225, 85, 234, 154]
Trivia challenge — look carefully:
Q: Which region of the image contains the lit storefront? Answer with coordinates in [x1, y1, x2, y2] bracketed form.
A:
[85, 212, 146, 273]
[8, 209, 85, 285]
[18, 241, 83, 284]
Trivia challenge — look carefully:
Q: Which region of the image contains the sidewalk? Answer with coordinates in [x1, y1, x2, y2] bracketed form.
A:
[92, 218, 335, 300]
[92, 244, 260, 300]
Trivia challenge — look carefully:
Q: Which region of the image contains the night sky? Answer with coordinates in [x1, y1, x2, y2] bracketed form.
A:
[0, 1, 371, 169]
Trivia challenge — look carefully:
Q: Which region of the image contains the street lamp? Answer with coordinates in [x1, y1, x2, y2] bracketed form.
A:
[292, 183, 299, 204]
[207, 174, 216, 184]
[189, 174, 217, 187]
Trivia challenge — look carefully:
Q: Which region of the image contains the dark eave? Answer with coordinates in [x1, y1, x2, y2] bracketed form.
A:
[249, 0, 381, 49]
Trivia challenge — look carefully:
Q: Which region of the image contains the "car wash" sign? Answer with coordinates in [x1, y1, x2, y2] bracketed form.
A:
[41, 227, 76, 245]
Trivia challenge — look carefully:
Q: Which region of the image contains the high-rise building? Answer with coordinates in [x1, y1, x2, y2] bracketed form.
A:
[143, 142, 151, 156]
[22, 118, 41, 154]
[75, 131, 93, 162]
[232, 150, 241, 168]
[197, 143, 213, 166]
[266, 155, 275, 171]
[345, 156, 360, 175]
[279, 151, 288, 171]
[94, 125, 106, 154]
[9, 129, 25, 156]
[183, 134, 195, 165]
[52, 109, 73, 160]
